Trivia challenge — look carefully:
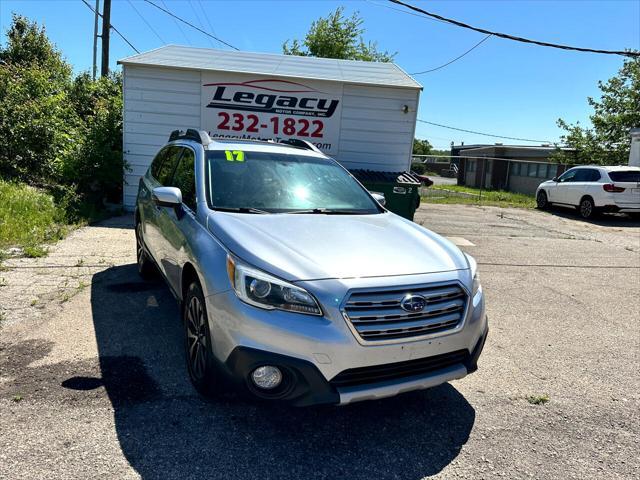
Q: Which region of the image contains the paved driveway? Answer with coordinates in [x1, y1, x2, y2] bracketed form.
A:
[1, 206, 638, 479]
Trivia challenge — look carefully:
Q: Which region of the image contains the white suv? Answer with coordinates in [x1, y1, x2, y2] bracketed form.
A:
[535, 165, 640, 219]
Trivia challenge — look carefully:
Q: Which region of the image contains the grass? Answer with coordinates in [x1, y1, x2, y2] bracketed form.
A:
[0, 181, 70, 257]
[423, 185, 536, 209]
[526, 393, 550, 405]
[23, 245, 49, 258]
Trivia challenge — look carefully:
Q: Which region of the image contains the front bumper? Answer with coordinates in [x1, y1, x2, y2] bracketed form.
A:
[206, 270, 488, 406]
[222, 326, 488, 406]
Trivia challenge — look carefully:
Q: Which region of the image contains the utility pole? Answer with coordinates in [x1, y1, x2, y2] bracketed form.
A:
[92, 0, 100, 79]
[100, 0, 111, 77]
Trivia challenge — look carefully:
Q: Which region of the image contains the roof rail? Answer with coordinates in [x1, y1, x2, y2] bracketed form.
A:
[169, 129, 211, 145]
[280, 138, 322, 153]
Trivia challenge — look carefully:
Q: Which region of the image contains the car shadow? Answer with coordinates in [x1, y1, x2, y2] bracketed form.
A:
[86, 263, 476, 479]
[544, 206, 640, 227]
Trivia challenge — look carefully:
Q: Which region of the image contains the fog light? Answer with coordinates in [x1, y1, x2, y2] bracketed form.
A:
[251, 366, 282, 390]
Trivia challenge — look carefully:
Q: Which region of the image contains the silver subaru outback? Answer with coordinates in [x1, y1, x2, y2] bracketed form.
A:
[135, 129, 488, 406]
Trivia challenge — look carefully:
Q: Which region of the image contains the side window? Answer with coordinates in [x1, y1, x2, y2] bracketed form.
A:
[573, 169, 593, 182]
[170, 148, 197, 212]
[156, 147, 182, 185]
[558, 170, 576, 182]
[588, 169, 601, 181]
[150, 148, 169, 179]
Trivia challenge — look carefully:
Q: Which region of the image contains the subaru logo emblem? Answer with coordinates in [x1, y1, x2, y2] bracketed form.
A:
[400, 294, 427, 312]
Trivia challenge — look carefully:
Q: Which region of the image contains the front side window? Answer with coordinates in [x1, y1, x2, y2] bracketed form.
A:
[155, 147, 183, 185]
[558, 170, 577, 182]
[206, 150, 381, 214]
[170, 148, 196, 211]
[150, 148, 169, 179]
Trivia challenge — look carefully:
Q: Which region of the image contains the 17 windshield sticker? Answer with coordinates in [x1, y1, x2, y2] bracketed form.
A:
[224, 150, 245, 162]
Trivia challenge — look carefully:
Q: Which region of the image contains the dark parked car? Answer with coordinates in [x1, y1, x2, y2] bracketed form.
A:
[410, 171, 434, 187]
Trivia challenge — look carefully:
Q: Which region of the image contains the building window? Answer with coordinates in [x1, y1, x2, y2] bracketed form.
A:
[467, 160, 476, 172]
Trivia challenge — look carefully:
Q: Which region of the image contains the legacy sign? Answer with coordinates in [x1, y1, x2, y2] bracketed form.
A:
[201, 72, 343, 154]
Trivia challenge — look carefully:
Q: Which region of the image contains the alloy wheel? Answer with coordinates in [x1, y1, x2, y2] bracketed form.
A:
[186, 296, 207, 381]
[136, 224, 144, 270]
[580, 199, 593, 218]
[537, 191, 547, 209]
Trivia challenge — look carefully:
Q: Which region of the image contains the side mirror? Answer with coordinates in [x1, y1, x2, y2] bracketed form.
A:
[371, 192, 386, 207]
[552, 177, 558, 182]
[152, 186, 182, 208]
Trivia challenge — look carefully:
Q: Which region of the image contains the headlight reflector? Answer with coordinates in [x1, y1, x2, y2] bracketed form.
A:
[227, 255, 322, 315]
[472, 271, 481, 297]
[464, 253, 481, 297]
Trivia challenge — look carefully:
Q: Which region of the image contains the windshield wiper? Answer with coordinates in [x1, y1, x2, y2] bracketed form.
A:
[288, 208, 371, 215]
[212, 206, 270, 214]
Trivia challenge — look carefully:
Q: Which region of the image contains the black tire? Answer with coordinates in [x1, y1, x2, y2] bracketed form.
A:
[135, 221, 156, 279]
[578, 197, 597, 219]
[183, 281, 220, 397]
[536, 190, 549, 210]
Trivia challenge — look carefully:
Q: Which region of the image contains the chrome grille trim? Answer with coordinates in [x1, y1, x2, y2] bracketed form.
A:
[341, 282, 468, 343]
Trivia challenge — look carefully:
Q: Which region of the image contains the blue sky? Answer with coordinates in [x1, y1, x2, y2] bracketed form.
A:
[1, 0, 638, 149]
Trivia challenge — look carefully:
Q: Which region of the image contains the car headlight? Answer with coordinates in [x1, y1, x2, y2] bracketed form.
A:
[464, 253, 481, 297]
[226, 255, 322, 316]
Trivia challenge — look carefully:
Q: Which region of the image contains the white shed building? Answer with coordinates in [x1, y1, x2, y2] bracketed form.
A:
[118, 45, 422, 209]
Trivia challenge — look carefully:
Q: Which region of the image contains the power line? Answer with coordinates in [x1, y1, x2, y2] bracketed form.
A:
[364, 0, 449, 26]
[417, 119, 552, 144]
[144, 0, 239, 50]
[389, 0, 639, 58]
[159, 0, 192, 45]
[80, 0, 140, 54]
[411, 34, 492, 75]
[126, 0, 165, 44]
[197, 0, 224, 49]
[188, 0, 215, 48]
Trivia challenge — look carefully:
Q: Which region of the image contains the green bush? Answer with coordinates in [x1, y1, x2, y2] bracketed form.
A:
[411, 162, 426, 174]
[0, 15, 124, 222]
[0, 181, 67, 249]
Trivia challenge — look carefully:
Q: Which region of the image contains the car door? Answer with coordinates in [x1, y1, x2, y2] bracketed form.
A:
[551, 169, 577, 204]
[563, 168, 591, 206]
[145, 146, 183, 270]
[139, 147, 169, 262]
[157, 146, 199, 293]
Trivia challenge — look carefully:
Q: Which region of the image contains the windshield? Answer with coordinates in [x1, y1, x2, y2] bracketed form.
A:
[608, 171, 640, 182]
[205, 150, 381, 214]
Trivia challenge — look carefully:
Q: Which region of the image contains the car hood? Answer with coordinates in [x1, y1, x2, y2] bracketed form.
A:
[207, 212, 468, 282]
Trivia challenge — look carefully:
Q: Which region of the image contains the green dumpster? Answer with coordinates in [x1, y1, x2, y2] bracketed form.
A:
[350, 170, 421, 221]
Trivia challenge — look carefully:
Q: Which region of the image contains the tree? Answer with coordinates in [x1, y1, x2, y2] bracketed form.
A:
[412, 138, 433, 156]
[555, 55, 639, 165]
[0, 14, 71, 83]
[0, 15, 76, 184]
[0, 15, 124, 217]
[283, 7, 395, 62]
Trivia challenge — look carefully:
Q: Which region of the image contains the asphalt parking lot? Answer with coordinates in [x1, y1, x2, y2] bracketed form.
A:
[1, 204, 639, 479]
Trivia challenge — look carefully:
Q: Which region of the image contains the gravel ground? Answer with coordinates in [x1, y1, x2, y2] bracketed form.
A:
[0, 205, 638, 479]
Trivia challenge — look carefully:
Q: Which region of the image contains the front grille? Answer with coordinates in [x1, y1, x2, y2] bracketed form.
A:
[331, 349, 469, 388]
[342, 283, 467, 342]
